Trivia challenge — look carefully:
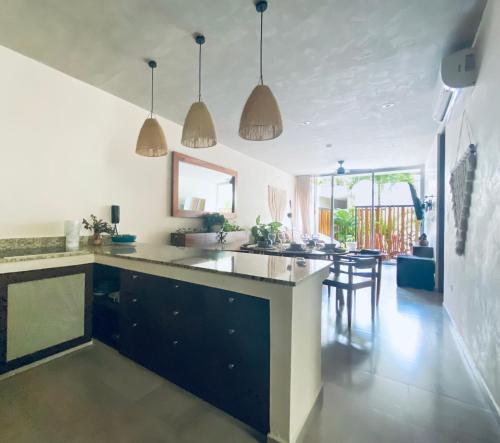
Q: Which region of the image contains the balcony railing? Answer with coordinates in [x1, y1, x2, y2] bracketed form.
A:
[355, 205, 420, 257]
[318, 205, 420, 258]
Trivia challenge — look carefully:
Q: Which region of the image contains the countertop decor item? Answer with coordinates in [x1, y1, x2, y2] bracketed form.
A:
[239, 0, 282, 141]
[287, 243, 305, 252]
[202, 213, 226, 233]
[251, 215, 282, 247]
[181, 34, 217, 148]
[222, 220, 243, 232]
[136, 60, 168, 157]
[216, 230, 227, 244]
[82, 214, 114, 246]
[111, 234, 137, 244]
[64, 220, 81, 251]
[170, 230, 249, 248]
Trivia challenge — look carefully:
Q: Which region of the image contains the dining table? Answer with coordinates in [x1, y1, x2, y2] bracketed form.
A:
[239, 243, 345, 260]
[239, 244, 385, 303]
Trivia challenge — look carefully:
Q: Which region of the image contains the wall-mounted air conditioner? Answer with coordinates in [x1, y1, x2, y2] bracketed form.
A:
[433, 48, 477, 123]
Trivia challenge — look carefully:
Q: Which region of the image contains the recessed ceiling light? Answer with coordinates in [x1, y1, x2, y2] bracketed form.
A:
[301, 121, 312, 126]
[382, 102, 395, 109]
[325, 143, 333, 148]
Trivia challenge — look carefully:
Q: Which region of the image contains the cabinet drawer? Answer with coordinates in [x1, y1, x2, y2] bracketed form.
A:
[203, 287, 269, 335]
[204, 324, 268, 365]
[120, 290, 145, 320]
[203, 357, 269, 434]
[120, 270, 149, 295]
[156, 336, 195, 388]
[120, 317, 159, 369]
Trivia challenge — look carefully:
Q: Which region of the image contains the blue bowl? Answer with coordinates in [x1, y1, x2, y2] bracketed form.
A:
[111, 234, 137, 243]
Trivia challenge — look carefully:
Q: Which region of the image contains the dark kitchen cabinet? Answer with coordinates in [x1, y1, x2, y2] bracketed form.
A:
[93, 265, 270, 434]
[92, 265, 120, 349]
[199, 286, 270, 432]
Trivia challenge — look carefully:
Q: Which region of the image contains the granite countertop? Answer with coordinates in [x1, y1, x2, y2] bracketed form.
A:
[0, 247, 91, 263]
[93, 243, 331, 286]
[0, 241, 332, 286]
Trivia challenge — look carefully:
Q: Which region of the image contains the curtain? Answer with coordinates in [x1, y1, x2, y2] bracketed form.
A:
[295, 175, 313, 236]
[268, 185, 287, 222]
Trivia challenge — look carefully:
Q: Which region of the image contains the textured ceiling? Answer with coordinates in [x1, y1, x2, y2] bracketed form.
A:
[0, 0, 486, 174]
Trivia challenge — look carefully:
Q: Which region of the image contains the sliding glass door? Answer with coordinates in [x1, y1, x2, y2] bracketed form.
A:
[312, 167, 423, 257]
[314, 176, 333, 240]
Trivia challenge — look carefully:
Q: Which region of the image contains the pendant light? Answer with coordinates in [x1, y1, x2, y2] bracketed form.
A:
[239, 0, 283, 141]
[136, 60, 168, 157]
[181, 34, 217, 148]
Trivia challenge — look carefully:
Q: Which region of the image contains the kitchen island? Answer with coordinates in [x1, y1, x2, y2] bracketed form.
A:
[0, 243, 331, 443]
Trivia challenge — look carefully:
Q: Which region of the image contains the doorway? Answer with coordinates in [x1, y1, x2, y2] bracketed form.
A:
[313, 167, 424, 257]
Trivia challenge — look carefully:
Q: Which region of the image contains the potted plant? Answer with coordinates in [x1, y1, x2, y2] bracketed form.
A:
[251, 216, 282, 248]
[82, 214, 114, 246]
[222, 220, 243, 232]
[201, 213, 226, 232]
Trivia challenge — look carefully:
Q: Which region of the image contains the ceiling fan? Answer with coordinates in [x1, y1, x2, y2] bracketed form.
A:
[336, 160, 347, 175]
[335, 160, 367, 175]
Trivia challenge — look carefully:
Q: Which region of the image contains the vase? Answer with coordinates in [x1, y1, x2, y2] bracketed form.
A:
[211, 224, 223, 233]
[64, 220, 81, 251]
[257, 240, 271, 248]
[92, 234, 102, 246]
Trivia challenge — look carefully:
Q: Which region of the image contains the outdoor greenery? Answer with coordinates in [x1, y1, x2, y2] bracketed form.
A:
[336, 172, 414, 205]
[333, 208, 356, 245]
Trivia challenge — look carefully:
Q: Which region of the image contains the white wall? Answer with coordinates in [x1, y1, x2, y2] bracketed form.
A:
[441, 0, 500, 409]
[0, 45, 294, 243]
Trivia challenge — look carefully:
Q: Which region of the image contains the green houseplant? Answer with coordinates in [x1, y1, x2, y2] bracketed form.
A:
[333, 208, 356, 246]
[82, 214, 114, 246]
[201, 213, 226, 232]
[222, 220, 243, 232]
[251, 216, 282, 247]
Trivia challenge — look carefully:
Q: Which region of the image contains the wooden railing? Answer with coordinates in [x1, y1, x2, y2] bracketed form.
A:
[319, 208, 332, 237]
[318, 205, 420, 257]
[355, 205, 420, 257]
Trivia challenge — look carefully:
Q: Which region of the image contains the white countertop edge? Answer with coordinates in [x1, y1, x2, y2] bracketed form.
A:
[0, 253, 95, 274]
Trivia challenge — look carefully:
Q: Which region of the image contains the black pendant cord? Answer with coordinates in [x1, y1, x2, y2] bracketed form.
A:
[198, 42, 202, 102]
[259, 10, 264, 85]
[150, 65, 154, 118]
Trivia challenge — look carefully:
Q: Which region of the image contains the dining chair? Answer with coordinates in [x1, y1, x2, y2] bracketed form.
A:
[349, 249, 384, 304]
[323, 256, 377, 330]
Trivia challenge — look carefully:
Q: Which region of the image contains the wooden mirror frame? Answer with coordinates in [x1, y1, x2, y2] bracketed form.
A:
[172, 152, 238, 218]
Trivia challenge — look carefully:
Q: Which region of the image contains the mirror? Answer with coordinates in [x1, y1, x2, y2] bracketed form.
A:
[172, 152, 237, 218]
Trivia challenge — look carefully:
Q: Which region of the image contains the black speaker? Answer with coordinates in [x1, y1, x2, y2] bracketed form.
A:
[111, 205, 120, 224]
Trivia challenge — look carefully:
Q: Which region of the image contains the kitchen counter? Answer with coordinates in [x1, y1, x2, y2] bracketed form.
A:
[93, 243, 330, 287]
[0, 247, 90, 264]
[0, 243, 330, 287]
[0, 241, 329, 443]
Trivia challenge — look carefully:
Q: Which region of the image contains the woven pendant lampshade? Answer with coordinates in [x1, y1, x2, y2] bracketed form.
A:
[239, 0, 283, 141]
[136, 117, 168, 157]
[181, 34, 217, 148]
[239, 84, 282, 140]
[135, 60, 168, 157]
[182, 101, 216, 148]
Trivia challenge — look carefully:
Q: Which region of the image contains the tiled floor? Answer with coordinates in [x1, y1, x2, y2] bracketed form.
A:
[1, 265, 499, 443]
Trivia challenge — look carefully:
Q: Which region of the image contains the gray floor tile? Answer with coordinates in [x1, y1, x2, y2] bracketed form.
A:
[1, 265, 499, 443]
